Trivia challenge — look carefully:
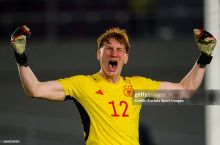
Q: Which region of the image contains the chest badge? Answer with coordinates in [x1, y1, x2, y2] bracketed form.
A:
[123, 84, 133, 97]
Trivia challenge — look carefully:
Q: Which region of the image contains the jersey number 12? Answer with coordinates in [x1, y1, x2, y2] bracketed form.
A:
[109, 101, 129, 117]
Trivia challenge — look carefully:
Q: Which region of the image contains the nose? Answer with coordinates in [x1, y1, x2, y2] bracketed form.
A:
[110, 49, 118, 57]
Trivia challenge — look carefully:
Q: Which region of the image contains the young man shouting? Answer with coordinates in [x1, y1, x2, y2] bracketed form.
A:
[11, 26, 216, 145]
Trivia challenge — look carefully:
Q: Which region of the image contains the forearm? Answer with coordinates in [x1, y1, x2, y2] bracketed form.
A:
[11, 26, 65, 100]
[156, 28, 216, 99]
[179, 63, 205, 90]
[180, 28, 217, 90]
[17, 63, 40, 96]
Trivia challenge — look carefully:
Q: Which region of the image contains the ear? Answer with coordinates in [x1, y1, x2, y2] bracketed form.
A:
[97, 49, 100, 60]
[123, 54, 129, 64]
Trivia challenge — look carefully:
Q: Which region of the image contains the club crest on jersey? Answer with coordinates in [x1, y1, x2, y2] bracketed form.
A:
[123, 84, 133, 97]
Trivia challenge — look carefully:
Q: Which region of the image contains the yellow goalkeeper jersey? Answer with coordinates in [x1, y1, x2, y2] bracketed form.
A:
[57, 73, 160, 145]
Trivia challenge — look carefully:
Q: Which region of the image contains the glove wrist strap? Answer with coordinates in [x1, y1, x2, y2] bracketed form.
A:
[14, 51, 29, 67]
[197, 52, 212, 68]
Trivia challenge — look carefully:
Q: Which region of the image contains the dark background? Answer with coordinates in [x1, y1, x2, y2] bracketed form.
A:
[0, 0, 205, 145]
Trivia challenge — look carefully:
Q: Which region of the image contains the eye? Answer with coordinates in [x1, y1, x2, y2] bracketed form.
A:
[105, 46, 113, 51]
[117, 48, 126, 53]
[106, 46, 112, 50]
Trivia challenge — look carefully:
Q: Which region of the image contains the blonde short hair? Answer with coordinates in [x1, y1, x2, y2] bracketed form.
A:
[97, 27, 130, 53]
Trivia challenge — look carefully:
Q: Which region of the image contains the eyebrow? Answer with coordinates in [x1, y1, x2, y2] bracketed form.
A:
[104, 45, 126, 51]
[102, 41, 126, 51]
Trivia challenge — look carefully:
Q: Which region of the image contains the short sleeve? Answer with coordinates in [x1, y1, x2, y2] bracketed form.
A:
[56, 75, 86, 99]
[128, 76, 160, 91]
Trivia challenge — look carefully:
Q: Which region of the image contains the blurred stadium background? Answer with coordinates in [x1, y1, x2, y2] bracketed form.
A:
[0, 0, 212, 145]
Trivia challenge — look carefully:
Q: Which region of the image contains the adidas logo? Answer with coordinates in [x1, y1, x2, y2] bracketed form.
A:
[96, 90, 104, 95]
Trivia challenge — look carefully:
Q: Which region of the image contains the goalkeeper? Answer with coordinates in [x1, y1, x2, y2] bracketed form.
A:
[11, 26, 216, 145]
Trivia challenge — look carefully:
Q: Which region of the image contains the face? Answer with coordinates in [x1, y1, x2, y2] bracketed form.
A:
[97, 38, 128, 79]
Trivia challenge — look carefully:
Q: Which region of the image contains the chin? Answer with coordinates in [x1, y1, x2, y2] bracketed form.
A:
[107, 71, 117, 77]
[101, 67, 121, 78]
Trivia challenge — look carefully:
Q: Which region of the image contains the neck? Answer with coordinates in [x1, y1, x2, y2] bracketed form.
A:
[99, 70, 120, 84]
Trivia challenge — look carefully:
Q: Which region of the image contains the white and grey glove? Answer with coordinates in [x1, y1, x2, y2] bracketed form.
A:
[193, 28, 217, 68]
[11, 25, 31, 66]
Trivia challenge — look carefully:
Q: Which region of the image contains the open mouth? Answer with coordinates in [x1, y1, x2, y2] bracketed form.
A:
[108, 60, 118, 70]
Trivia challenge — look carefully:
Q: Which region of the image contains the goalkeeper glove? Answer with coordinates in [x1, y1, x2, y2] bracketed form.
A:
[11, 25, 31, 67]
[193, 28, 217, 68]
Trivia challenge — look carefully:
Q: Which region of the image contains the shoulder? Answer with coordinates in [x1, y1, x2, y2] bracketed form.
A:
[61, 74, 88, 80]
[58, 74, 94, 84]
[124, 75, 160, 90]
[69, 75, 90, 80]
[124, 75, 152, 82]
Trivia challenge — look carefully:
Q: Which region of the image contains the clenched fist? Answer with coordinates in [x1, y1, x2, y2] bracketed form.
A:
[11, 25, 31, 66]
[193, 28, 217, 67]
[193, 28, 216, 55]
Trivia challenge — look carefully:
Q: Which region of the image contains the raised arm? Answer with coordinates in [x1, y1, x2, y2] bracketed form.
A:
[17, 65, 65, 100]
[159, 63, 205, 91]
[11, 26, 65, 101]
[158, 28, 216, 99]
